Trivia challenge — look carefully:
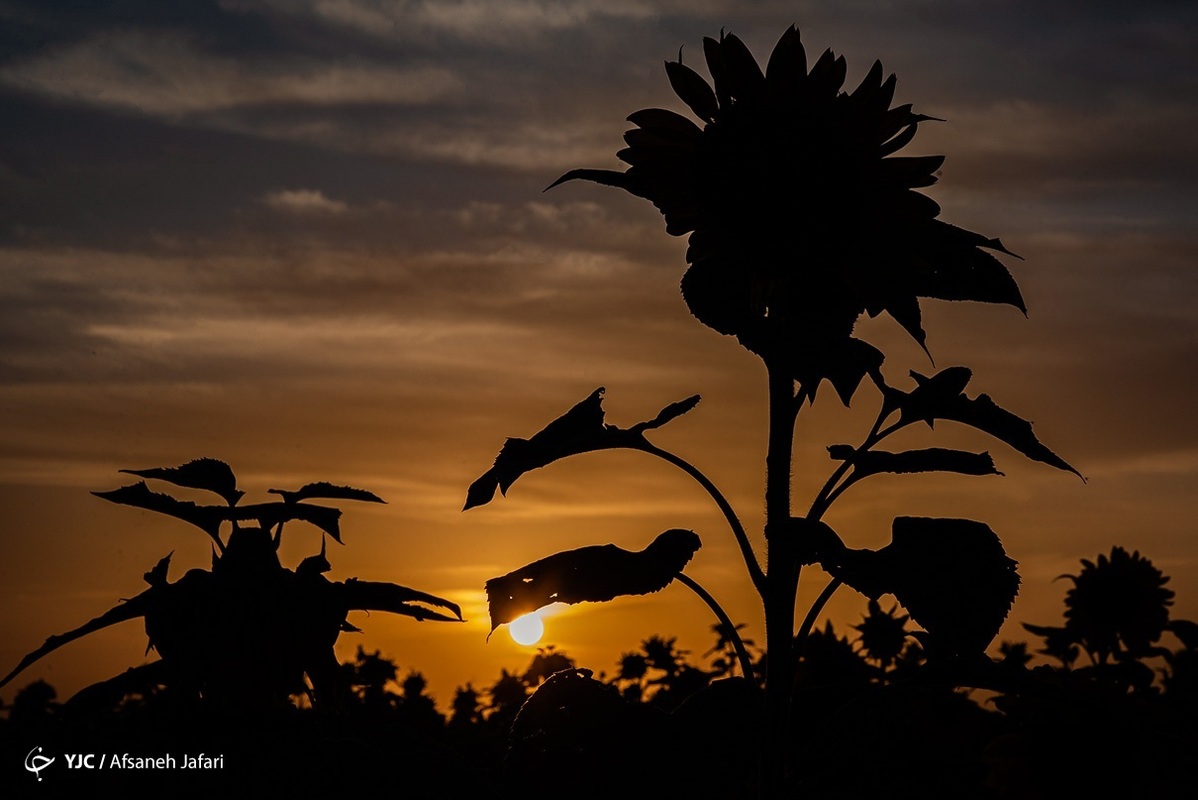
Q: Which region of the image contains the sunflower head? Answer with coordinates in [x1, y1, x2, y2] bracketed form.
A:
[1063, 546, 1175, 660]
[552, 27, 1024, 404]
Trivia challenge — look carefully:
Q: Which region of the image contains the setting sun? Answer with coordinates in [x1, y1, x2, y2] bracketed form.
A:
[508, 613, 544, 646]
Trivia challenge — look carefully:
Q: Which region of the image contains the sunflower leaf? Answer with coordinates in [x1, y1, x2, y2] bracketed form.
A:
[632, 394, 701, 432]
[144, 552, 173, 587]
[120, 458, 242, 506]
[894, 369, 1081, 478]
[485, 529, 701, 634]
[268, 482, 385, 505]
[233, 502, 344, 543]
[0, 589, 157, 690]
[821, 517, 1020, 657]
[914, 244, 1026, 312]
[465, 389, 701, 510]
[94, 482, 226, 542]
[829, 446, 1002, 478]
[340, 578, 463, 624]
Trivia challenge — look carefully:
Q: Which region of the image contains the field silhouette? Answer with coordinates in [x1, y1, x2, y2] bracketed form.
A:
[3, 24, 1194, 800]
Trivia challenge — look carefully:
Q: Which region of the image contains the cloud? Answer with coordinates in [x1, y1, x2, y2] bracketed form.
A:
[263, 188, 350, 213]
[243, 0, 687, 43]
[0, 33, 462, 115]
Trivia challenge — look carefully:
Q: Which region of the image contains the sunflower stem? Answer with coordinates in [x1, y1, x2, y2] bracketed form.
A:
[674, 572, 757, 684]
[807, 402, 907, 520]
[795, 578, 844, 658]
[635, 440, 766, 598]
[763, 361, 800, 797]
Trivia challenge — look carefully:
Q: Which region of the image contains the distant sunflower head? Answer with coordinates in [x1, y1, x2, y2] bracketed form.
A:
[1063, 546, 1175, 659]
[553, 27, 1023, 403]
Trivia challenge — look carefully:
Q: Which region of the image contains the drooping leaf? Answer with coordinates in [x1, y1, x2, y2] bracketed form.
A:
[120, 458, 243, 506]
[464, 389, 701, 510]
[827, 446, 1002, 479]
[268, 482, 385, 505]
[0, 590, 157, 690]
[485, 529, 701, 634]
[820, 517, 1020, 657]
[340, 578, 463, 623]
[892, 368, 1082, 479]
[94, 482, 226, 543]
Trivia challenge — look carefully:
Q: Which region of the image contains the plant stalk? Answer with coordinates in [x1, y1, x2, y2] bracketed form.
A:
[674, 572, 757, 684]
[637, 441, 766, 598]
[795, 578, 843, 657]
[762, 361, 800, 797]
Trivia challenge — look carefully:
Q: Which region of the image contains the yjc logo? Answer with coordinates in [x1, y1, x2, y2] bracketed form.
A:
[24, 746, 55, 781]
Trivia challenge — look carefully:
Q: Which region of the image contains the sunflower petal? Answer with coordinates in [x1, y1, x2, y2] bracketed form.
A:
[665, 60, 719, 122]
[626, 108, 703, 136]
[879, 155, 945, 188]
[807, 49, 847, 96]
[717, 32, 766, 102]
[766, 25, 807, 93]
[703, 37, 732, 110]
[850, 60, 884, 102]
[546, 168, 634, 193]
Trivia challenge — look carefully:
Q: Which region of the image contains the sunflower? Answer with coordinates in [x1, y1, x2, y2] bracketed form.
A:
[1063, 546, 1175, 660]
[551, 27, 1023, 403]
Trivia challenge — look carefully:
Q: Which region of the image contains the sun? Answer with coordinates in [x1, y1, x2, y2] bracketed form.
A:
[508, 612, 544, 646]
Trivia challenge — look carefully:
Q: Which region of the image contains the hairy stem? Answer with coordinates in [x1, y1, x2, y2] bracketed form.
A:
[763, 362, 800, 796]
[807, 405, 908, 520]
[636, 441, 766, 598]
[674, 572, 757, 684]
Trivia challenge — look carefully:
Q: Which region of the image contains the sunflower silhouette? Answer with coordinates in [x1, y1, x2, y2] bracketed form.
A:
[1063, 546, 1175, 661]
[552, 27, 1023, 403]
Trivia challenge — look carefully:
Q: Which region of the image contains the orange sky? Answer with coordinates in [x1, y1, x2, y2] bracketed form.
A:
[1, 2, 1196, 709]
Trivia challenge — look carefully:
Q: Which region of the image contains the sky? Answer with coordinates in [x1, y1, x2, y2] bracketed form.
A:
[1, 0, 1196, 708]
